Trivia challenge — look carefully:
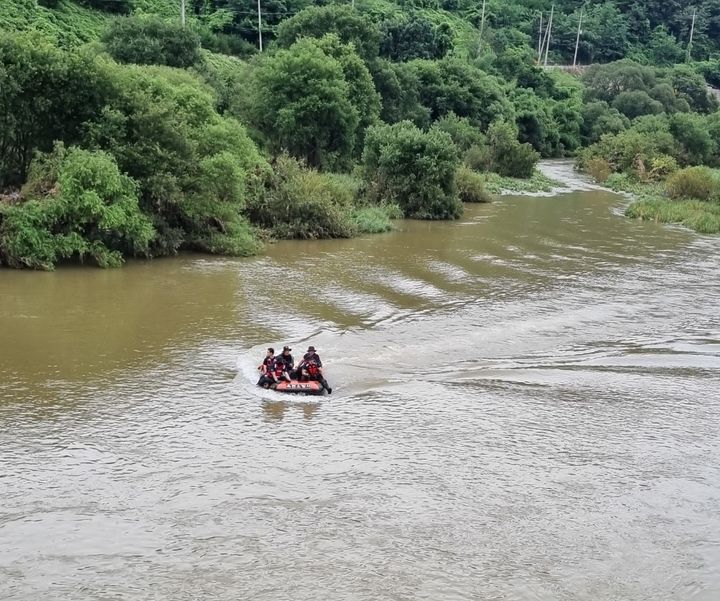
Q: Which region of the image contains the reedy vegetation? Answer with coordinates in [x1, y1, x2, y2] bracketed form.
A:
[2, 0, 720, 268]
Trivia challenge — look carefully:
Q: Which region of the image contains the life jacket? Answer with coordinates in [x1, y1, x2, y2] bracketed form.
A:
[307, 363, 320, 377]
[272, 358, 286, 377]
[303, 353, 321, 377]
[261, 356, 273, 372]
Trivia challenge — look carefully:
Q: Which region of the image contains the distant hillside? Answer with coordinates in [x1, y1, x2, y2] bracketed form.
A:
[3, 0, 720, 63]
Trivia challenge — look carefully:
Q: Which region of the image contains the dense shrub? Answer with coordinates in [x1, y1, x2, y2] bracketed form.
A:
[648, 155, 679, 181]
[410, 57, 514, 128]
[583, 61, 657, 103]
[585, 158, 612, 183]
[455, 166, 491, 203]
[485, 121, 539, 179]
[669, 66, 718, 114]
[0, 146, 153, 269]
[102, 16, 201, 68]
[463, 144, 492, 172]
[431, 113, 485, 152]
[580, 101, 629, 146]
[246, 154, 356, 239]
[85, 63, 265, 257]
[668, 113, 715, 166]
[665, 167, 717, 200]
[362, 121, 462, 220]
[352, 205, 401, 234]
[580, 126, 677, 173]
[695, 60, 720, 88]
[649, 83, 690, 114]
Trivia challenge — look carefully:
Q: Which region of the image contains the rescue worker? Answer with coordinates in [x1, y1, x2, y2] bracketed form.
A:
[271, 353, 292, 383]
[298, 345, 332, 394]
[277, 346, 295, 376]
[257, 348, 275, 388]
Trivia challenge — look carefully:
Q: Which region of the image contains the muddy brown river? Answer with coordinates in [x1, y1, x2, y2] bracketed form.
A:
[1, 163, 719, 600]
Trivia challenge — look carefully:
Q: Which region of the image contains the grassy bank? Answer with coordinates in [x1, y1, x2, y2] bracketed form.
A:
[605, 173, 720, 234]
[482, 170, 565, 195]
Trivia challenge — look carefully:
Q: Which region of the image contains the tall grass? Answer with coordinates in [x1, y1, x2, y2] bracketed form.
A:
[626, 197, 720, 234]
[482, 170, 564, 194]
[352, 204, 401, 234]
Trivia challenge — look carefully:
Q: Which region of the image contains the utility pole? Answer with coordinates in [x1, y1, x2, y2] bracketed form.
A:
[537, 13, 543, 63]
[180, 0, 185, 27]
[687, 7, 697, 62]
[573, 8, 583, 68]
[543, 4, 554, 68]
[257, 0, 263, 52]
[478, 0, 486, 54]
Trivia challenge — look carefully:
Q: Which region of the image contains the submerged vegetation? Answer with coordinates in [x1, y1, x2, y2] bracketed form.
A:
[2, 0, 720, 268]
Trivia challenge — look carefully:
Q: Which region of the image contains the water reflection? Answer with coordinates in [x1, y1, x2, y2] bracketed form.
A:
[262, 399, 321, 422]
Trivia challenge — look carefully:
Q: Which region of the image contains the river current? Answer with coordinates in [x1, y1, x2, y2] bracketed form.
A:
[1, 163, 719, 600]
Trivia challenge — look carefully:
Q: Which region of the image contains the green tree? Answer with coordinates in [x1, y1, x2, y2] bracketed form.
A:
[369, 59, 429, 126]
[485, 120, 539, 178]
[209, 0, 314, 47]
[379, 15, 453, 62]
[611, 90, 664, 119]
[580, 101, 629, 146]
[638, 27, 685, 66]
[552, 3, 629, 63]
[510, 88, 560, 156]
[668, 113, 715, 165]
[362, 121, 462, 220]
[669, 66, 719, 113]
[583, 60, 657, 103]
[411, 57, 513, 128]
[314, 35, 380, 151]
[276, 5, 381, 61]
[648, 82, 690, 113]
[431, 113, 485, 152]
[244, 36, 362, 170]
[79, 0, 131, 14]
[102, 16, 202, 68]
[0, 33, 107, 188]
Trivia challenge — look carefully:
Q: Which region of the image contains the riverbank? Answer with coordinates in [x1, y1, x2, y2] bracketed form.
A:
[604, 174, 720, 235]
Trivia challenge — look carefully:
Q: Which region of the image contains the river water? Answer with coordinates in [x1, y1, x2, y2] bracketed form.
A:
[1, 163, 719, 600]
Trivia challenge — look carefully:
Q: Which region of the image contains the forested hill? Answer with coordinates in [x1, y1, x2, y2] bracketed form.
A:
[2, 0, 720, 270]
[4, 0, 720, 63]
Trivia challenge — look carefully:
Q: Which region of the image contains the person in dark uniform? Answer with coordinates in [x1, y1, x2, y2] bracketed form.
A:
[298, 345, 332, 394]
[257, 348, 275, 388]
[277, 346, 295, 377]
